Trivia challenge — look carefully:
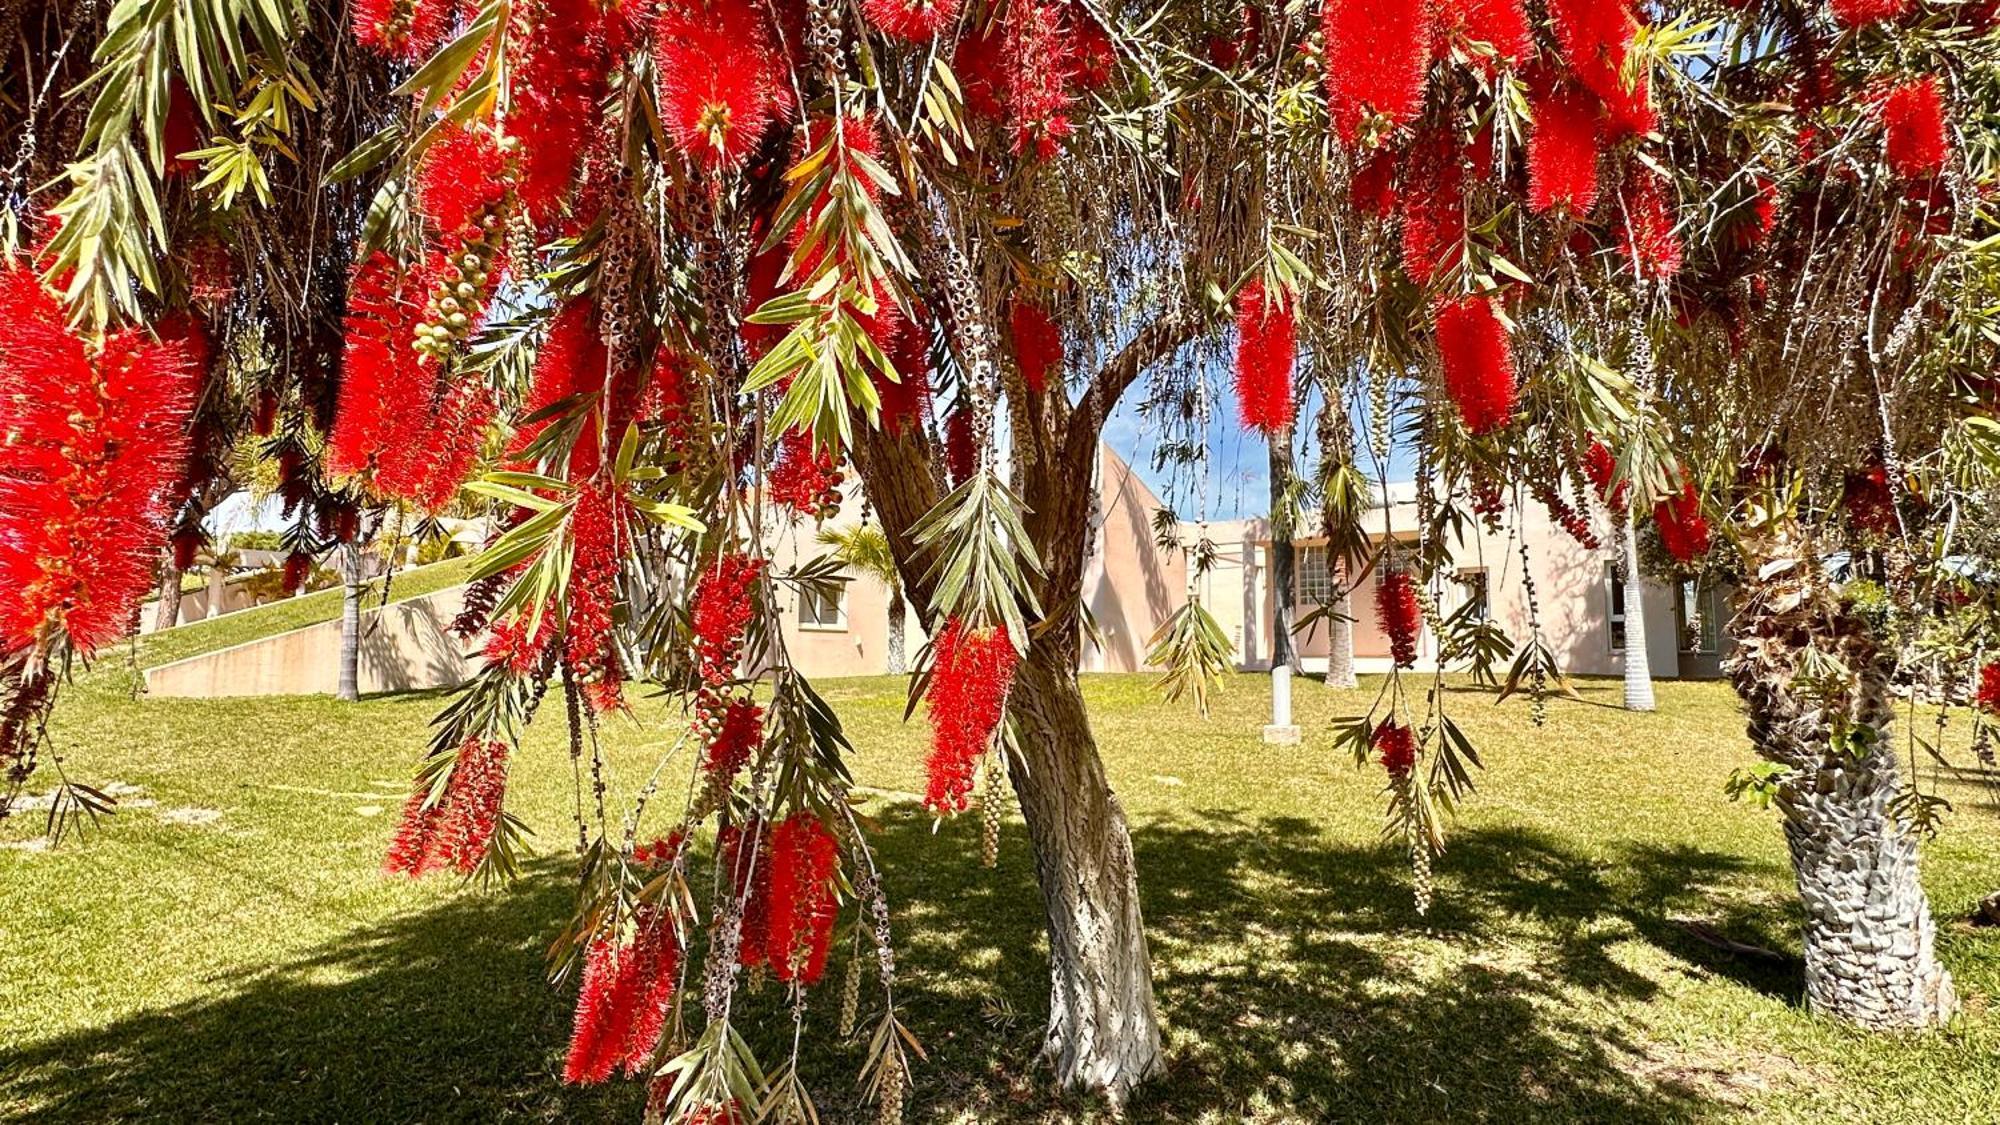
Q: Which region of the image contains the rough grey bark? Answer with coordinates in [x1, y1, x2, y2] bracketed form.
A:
[336, 543, 364, 703]
[885, 586, 907, 675]
[1727, 537, 1956, 1029]
[1618, 514, 1656, 712]
[1006, 645, 1165, 1100]
[154, 558, 185, 633]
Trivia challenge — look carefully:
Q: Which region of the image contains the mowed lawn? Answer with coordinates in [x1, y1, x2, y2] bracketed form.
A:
[2, 603, 1997, 1122]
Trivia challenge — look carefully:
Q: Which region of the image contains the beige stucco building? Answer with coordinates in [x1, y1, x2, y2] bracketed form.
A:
[766, 446, 1730, 682]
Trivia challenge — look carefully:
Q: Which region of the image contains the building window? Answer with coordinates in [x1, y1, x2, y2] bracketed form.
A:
[1678, 581, 1719, 653]
[1455, 568, 1489, 621]
[800, 583, 846, 631]
[1607, 564, 1627, 651]
[1296, 545, 1333, 605]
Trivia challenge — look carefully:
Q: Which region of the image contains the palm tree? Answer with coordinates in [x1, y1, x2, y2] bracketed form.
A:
[816, 523, 907, 674]
[1618, 512, 1656, 712]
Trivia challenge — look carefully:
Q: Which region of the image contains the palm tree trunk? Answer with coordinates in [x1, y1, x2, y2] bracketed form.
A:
[1619, 513, 1656, 712]
[885, 585, 907, 675]
[336, 543, 363, 703]
[1326, 568, 1357, 689]
[153, 556, 185, 632]
[1727, 538, 1956, 1029]
[1267, 427, 1298, 674]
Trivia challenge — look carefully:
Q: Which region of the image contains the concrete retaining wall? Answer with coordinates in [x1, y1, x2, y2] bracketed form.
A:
[143, 586, 478, 699]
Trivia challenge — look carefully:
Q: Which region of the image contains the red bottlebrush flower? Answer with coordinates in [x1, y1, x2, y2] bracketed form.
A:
[701, 695, 764, 782]
[1881, 78, 1949, 180]
[1728, 175, 1779, 250]
[374, 374, 496, 513]
[1653, 482, 1711, 564]
[954, 26, 1010, 121]
[507, 0, 620, 227]
[878, 318, 933, 437]
[328, 253, 434, 480]
[1584, 439, 1630, 510]
[565, 481, 628, 698]
[654, 0, 791, 173]
[1527, 83, 1601, 215]
[415, 124, 513, 238]
[1843, 463, 1898, 536]
[1375, 570, 1422, 669]
[1010, 299, 1063, 396]
[1321, 0, 1433, 144]
[1830, 0, 1911, 25]
[768, 429, 843, 515]
[282, 551, 314, 595]
[945, 406, 976, 485]
[765, 811, 840, 984]
[1372, 720, 1417, 778]
[719, 819, 773, 969]
[1435, 0, 1529, 69]
[1233, 280, 1296, 435]
[0, 269, 200, 658]
[1546, 0, 1640, 115]
[692, 554, 766, 685]
[1352, 149, 1398, 218]
[382, 738, 512, 877]
[923, 617, 1019, 814]
[1433, 296, 1516, 435]
[561, 905, 683, 1085]
[170, 527, 208, 572]
[511, 298, 608, 477]
[352, 0, 456, 60]
[482, 611, 552, 676]
[1004, 0, 1079, 158]
[1617, 165, 1682, 282]
[1069, 2, 1118, 90]
[163, 79, 203, 178]
[862, 0, 962, 40]
[1400, 127, 1465, 285]
[1975, 662, 2000, 714]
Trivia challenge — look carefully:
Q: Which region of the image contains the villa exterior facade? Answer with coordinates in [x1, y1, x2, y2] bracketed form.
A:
[765, 445, 1732, 682]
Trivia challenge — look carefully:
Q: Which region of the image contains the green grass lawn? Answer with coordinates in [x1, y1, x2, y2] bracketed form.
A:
[2, 652, 1996, 1122]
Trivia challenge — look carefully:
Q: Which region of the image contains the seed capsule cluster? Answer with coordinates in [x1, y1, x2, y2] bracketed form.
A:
[415, 134, 522, 359]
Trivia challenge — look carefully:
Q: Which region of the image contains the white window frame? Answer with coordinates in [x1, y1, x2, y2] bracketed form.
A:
[799, 583, 847, 632]
[1296, 544, 1334, 605]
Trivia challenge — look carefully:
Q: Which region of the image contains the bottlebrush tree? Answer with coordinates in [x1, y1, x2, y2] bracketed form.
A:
[4, 0, 1998, 1117]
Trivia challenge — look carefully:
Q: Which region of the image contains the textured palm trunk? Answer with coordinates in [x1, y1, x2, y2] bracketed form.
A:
[1267, 426, 1298, 674]
[1727, 540, 1956, 1029]
[1326, 579, 1357, 689]
[1006, 644, 1164, 1100]
[154, 558, 185, 632]
[1619, 514, 1656, 712]
[885, 586, 907, 675]
[336, 543, 363, 703]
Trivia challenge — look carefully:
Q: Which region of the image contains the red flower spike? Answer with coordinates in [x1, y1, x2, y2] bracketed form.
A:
[692, 554, 766, 685]
[1546, 0, 1641, 116]
[861, 0, 962, 40]
[945, 407, 976, 486]
[1527, 83, 1601, 216]
[1435, 0, 1529, 71]
[510, 298, 606, 475]
[482, 613, 553, 677]
[1233, 280, 1296, 435]
[719, 820, 772, 969]
[768, 430, 843, 514]
[1372, 720, 1417, 778]
[1400, 127, 1466, 285]
[923, 618, 1019, 814]
[507, 0, 621, 227]
[1375, 570, 1422, 669]
[1881, 78, 1949, 180]
[0, 268, 201, 658]
[878, 319, 934, 437]
[1321, 0, 1433, 144]
[1004, 0, 1079, 158]
[562, 937, 623, 1085]
[328, 253, 436, 480]
[1069, 2, 1118, 90]
[701, 696, 764, 783]
[1653, 483, 1711, 564]
[1352, 149, 1398, 218]
[1975, 662, 2000, 715]
[1830, 0, 1911, 25]
[954, 27, 1009, 121]
[1434, 296, 1516, 436]
[1010, 300, 1063, 396]
[654, 0, 791, 173]
[1584, 440, 1630, 511]
[1617, 165, 1682, 282]
[765, 812, 840, 983]
[566, 481, 628, 698]
[382, 738, 512, 878]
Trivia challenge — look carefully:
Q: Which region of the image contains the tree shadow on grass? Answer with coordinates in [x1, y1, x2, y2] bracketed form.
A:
[4, 811, 1796, 1123]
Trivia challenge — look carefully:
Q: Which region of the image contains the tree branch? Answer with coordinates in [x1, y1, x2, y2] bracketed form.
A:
[1062, 309, 1201, 476]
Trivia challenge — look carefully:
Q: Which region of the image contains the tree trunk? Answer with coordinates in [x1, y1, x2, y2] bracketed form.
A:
[1326, 570, 1357, 689]
[1005, 643, 1165, 1101]
[1267, 427, 1298, 674]
[1618, 513, 1656, 711]
[154, 558, 185, 633]
[336, 543, 364, 703]
[1727, 540, 1956, 1029]
[885, 585, 907, 675]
